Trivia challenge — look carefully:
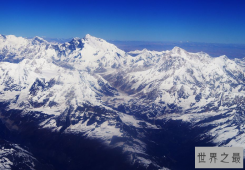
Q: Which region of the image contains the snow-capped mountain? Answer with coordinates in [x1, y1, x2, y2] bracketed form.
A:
[115, 47, 245, 146]
[0, 33, 244, 170]
[0, 34, 133, 72]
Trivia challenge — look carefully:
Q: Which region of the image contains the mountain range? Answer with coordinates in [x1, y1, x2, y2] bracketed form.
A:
[0, 34, 244, 170]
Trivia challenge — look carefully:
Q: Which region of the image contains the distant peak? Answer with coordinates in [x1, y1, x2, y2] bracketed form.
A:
[68, 37, 84, 49]
[84, 34, 93, 39]
[32, 36, 47, 43]
[172, 46, 181, 50]
[171, 46, 186, 54]
[83, 34, 103, 41]
[33, 36, 44, 40]
[71, 37, 81, 41]
[219, 55, 228, 60]
[83, 34, 106, 45]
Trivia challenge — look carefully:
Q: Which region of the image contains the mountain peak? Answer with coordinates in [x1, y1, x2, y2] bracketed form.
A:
[84, 34, 94, 39]
[83, 34, 104, 43]
[32, 36, 47, 43]
[82, 34, 113, 49]
[219, 55, 228, 60]
[171, 46, 186, 55]
[72, 37, 80, 40]
[70, 37, 81, 43]
[68, 37, 84, 49]
[172, 46, 183, 51]
[33, 36, 44, 40]
[85, 33, 91, 37]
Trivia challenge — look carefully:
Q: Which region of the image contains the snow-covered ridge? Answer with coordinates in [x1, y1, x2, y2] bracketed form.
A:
[0, 34, 136, 72]
[1, 33, 242, 72]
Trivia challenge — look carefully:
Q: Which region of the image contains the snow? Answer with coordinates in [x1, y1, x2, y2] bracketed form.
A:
[118, 113, 158, 129]
[0, 143, 37, 170]
[0, 157, 12, 170]
[65, 119, 122, 145]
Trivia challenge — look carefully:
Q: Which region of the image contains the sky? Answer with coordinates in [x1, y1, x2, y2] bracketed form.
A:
[1, 0, 245, 44]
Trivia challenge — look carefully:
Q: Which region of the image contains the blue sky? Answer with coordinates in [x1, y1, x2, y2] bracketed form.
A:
[1, 0, 245, 44]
